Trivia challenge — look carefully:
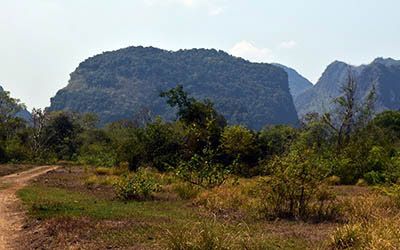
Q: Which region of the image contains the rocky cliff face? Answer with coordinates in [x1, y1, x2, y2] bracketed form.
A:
[273, 63, 313, 98]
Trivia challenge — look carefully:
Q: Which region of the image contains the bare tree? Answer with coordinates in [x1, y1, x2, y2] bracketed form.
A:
[322, 71, 376, 152]
[31, 108, 50, 156]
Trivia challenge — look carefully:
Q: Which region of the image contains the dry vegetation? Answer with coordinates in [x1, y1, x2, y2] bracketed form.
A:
[12, 165, 400, 249]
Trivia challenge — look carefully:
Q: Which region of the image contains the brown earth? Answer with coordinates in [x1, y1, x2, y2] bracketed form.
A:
[0, 166, 59, 250]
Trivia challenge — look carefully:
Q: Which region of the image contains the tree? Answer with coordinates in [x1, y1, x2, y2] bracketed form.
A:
[160, 85, 226, 129]
[220, 125, 259, 175]
[42, 112, 82, 160]
[372, 110, 400, 139]
[161, 85, 226, 153]
[258, 125, 297, 157]
[30, 108, 50, 158]
[0, 90, 25, 123]
[0, 91, 29, 162]
[322, 71, 376, 151]
[142, 118, 185, 171]
[221, 125, 256, 158]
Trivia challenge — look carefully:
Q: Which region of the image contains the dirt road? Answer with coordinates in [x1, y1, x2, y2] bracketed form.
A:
[0, 166, 59, 250]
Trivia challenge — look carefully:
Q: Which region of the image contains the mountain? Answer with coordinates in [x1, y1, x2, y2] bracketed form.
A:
[48, 46, 299, 130]
[0, 85, 31, 122]
[272, 63, 313, 98]
[16, 108, 31, 122]
[295, 58, 400, 117]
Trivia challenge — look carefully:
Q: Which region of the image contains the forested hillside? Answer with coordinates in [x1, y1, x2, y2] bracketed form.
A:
[48, 46, 298, 129]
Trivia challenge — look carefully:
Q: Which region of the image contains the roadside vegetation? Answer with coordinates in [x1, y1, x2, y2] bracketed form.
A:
[2, 73, 400, 248]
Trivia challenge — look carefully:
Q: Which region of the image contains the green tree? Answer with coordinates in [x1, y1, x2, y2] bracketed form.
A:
[161, 85, 226, 153]
[42, 112, 82, 160]
[0, 91, 29, 162]
[220, 125, 258, 175]
[258, 125, 297, 157]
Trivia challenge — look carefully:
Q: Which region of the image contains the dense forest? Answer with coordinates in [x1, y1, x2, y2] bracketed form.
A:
[48, 46, 298, 129]
[3, 73, 400, 186]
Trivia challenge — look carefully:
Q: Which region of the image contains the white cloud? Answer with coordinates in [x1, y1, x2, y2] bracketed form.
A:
[229, 41, 273, 63]
[278, 40, 297, 49]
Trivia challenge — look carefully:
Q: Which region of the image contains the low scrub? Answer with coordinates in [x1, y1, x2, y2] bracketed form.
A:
[259, 149, 342, 221]
[113, 170, 160, 201]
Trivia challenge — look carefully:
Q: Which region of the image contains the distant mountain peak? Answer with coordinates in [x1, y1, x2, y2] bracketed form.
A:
[295, 57, 400, 116]
[372, 57, 399, 66]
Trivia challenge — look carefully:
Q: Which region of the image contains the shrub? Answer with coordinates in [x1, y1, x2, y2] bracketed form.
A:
[363, 171, 385, 185]
[113, 170, 160, 201]
[176, 148, 231, 189]
[260, 148, 334, 220]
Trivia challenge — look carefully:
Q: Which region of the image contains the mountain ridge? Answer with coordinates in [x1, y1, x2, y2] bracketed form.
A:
[295, 57, 400, 116]
[48, 46, 299, 129]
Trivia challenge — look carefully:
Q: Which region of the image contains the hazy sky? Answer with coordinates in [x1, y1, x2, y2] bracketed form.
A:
[1, 0, 400, 110]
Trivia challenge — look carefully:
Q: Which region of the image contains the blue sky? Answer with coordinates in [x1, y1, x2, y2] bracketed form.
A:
[1, 0, 399, 109]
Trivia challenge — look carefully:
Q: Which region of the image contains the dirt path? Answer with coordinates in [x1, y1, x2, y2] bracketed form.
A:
[0, 166, 59, 250]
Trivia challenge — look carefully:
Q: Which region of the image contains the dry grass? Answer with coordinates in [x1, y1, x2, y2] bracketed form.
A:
[326, 190, 400, 249]
[16, 165, 400, 249]
[193, 178, 262, 220]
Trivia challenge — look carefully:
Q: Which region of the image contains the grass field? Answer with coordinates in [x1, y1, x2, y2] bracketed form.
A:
[16, 166, 400, 249]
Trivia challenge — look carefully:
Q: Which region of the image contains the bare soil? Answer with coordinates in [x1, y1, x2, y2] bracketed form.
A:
[0, 164, 37, 177]
[0, 166, 59, 250]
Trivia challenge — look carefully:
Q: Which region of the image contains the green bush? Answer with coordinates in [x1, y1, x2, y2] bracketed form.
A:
[363, 171, 385, 185]
[260, 148, 334, 221]
[176, 148, 231, 189]
[114, 170, 160, 201]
